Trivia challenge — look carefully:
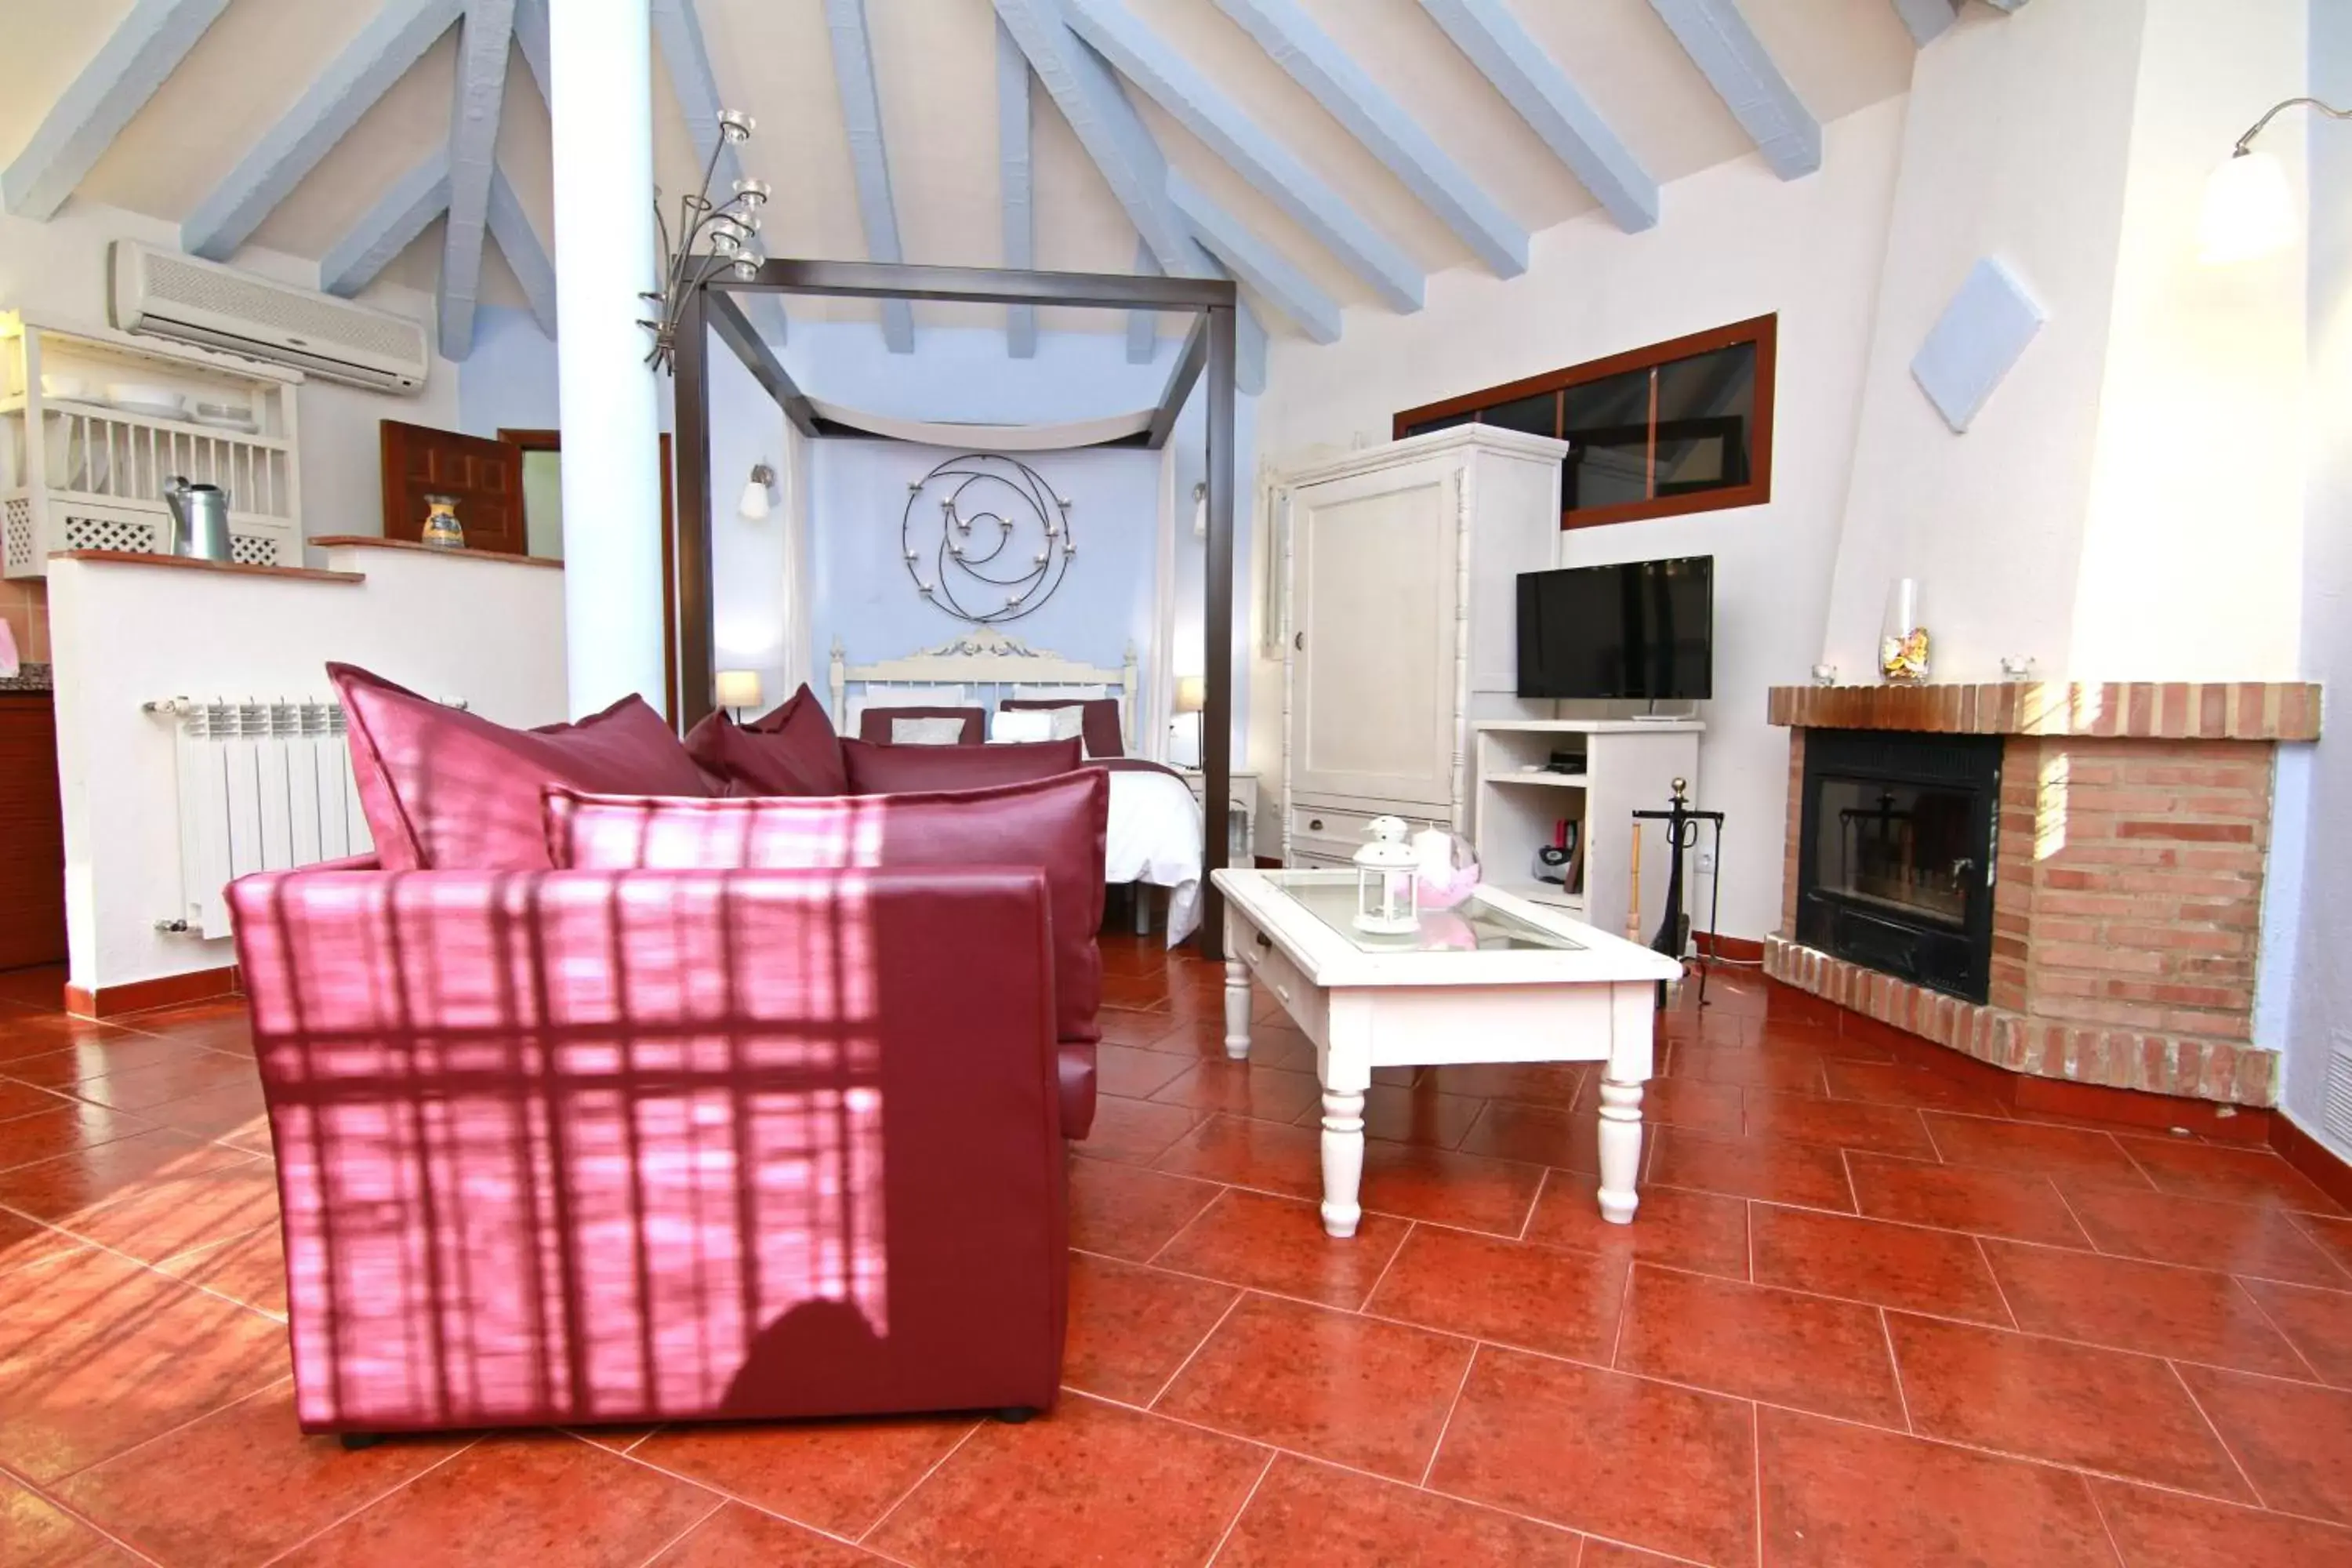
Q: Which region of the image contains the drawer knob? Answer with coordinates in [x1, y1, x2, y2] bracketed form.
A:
[1255, 932, 1271, 949]
[1308, 818, 1324, 831]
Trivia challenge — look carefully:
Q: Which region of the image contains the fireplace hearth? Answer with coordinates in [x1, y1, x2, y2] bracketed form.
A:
[1795, 730, 2002, 1004]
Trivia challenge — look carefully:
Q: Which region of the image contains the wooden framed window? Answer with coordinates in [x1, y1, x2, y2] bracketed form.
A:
[1392, 314, 1776, 529]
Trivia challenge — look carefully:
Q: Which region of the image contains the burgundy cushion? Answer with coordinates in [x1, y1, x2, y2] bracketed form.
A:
[686, 708, 848, 798]
[741, 684, 851, 795]
[841, 735, 1082, 795]
[545, 770, 1109, 1046]
[855, 706, 985, 745]
[1000, 697, 1124, 759]
[329, 662, 712, 870]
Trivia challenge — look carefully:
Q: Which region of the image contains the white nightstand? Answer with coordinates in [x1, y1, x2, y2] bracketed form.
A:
[1178, 769, 1259, 864]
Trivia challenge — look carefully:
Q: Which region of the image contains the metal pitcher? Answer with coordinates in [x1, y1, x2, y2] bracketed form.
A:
[163, 477, 232, 562]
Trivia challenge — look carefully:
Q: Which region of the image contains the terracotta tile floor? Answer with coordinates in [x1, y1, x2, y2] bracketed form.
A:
[3, 941, 2351, 1566]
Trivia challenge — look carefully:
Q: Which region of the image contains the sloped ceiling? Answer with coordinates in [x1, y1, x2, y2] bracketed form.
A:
[1, 0, 1926, 351]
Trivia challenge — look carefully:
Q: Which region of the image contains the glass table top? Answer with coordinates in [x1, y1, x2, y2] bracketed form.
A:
[1262, 871, 1587, 955]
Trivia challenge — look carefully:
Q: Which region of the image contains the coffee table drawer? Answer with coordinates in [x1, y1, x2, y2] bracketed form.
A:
[1225, 909, 1327, 1047]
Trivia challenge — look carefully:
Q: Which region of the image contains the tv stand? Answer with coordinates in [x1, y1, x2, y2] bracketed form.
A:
[1472, 719, 1703, 940]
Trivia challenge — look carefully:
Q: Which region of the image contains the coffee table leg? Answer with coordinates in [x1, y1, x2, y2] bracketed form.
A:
[1223, 960, 1251, 1061]
[1596, 1077, 1644, 1224]
[1319, 1088, 1366, 1238]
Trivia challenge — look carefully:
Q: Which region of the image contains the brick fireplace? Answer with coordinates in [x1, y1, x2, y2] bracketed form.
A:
[1766, 681, 2321, 1107]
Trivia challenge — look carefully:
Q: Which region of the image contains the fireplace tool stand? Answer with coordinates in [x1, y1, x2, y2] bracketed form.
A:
[1632, 779, 1727, 1006]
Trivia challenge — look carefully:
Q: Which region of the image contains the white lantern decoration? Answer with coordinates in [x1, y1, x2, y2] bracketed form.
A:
[1353, 815, 1421, 935]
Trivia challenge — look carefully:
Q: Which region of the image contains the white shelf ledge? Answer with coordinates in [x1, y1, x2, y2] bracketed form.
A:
[1490, 771, 1588, 788]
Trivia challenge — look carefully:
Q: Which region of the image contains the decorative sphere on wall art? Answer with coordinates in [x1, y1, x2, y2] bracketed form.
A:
[901, 452, 1076, 625]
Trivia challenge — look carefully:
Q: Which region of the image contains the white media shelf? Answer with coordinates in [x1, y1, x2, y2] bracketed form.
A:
[1472, 720, 1703, 942]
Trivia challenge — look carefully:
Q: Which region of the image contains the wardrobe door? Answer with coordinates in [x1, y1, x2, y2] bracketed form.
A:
[1289, 462, 1459, 807]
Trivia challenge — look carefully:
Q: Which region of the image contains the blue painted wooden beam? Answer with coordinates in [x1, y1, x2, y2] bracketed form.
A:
[824, 0, 913, 353]
[1213, 0, 1524, 278]
[991, 0, 1214, 281]
[437, 0, 515, 361]
[997, 20, 1037, 358]
[1888, 0, 1959, 45]
[319, 146, 451, 297]
[1127, 238, 1160, 363]
[511, 0, 549, 100]
[487, 165, 557, 337]
[1417, 0, 1658, 231]
[650, 0, 789, 345]
[1170, 169, 1339, 343]
[1062, 0, 1420, 312]
[3, 0, 230, 220]
[1646, 0, 1818, 180]
[181, 0, 463, 261]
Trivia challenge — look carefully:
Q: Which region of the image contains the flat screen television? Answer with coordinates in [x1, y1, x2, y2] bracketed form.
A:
[1516, 556, 1714, 701]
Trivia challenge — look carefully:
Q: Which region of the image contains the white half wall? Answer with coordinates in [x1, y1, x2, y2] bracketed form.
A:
[1254, 99, 1909, 942]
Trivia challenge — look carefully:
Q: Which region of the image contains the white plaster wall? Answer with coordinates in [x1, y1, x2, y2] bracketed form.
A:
[45, 549, 567, 993]
[2072, 0, 2308, 681]
[0, 198, 461, 541]
[1820, 0, 2146, 682]
[1253, 100, 1909, 941]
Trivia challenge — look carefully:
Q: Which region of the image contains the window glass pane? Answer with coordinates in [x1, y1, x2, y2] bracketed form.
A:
[1401, 410, 1477, 439]
[1562, 368, 1651, 511]
[1652, 343, 1755, 498]
[1475, 391, 1556, 438]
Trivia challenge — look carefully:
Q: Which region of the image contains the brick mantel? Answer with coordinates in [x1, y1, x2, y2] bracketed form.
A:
[1767, 681, 2319, 742]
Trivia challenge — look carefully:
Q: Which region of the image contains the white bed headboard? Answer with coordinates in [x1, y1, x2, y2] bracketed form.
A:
[829, 628, 1140, 751]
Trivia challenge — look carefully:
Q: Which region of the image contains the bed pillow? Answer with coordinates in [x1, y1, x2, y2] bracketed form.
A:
[856, 704, 985, 745]
[842, 735, 1082, 794]
[684, 710, 846, 798]
[545, 768, 1109, 1042]
[892, 717, 966, 746]
[739, 682, 849, 794]
[328, 661, 711, 870]
[1002, 696, 1123, 759]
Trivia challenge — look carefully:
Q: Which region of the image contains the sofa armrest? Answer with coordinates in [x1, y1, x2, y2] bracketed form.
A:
[227, 864, 1067, 1431]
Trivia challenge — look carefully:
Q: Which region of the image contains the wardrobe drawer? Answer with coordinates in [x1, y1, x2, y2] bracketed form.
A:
[1290, 800, 1444, 848]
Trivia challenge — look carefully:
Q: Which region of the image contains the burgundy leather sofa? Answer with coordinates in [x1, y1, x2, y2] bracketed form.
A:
[232, 862, 1070, 1437]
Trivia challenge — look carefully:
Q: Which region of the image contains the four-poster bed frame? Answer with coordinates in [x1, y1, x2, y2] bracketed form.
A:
[670, 260, 1242, 959]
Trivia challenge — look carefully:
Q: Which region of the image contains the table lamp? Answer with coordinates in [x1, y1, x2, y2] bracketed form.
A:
[1173, 674, 1206, 768]
[716, 669, 763, 721]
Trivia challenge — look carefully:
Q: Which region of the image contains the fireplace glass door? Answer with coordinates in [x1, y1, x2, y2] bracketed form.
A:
[1813, 779, 1976, 929]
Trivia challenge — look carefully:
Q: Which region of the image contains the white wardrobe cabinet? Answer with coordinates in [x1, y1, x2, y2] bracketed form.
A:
[1276, 426, 1569, 866]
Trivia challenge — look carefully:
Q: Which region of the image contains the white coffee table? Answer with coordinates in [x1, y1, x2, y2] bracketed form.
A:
[1211, 868, 1683, 1238]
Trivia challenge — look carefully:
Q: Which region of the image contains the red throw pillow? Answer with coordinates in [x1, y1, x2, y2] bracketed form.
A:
[330, 662, 711, 870]
[840, 735, 1081, 795]
[854, 705, 985, 745]
[685, 709, 848, 797]
[1000, 697, 1125, 759]
[741, 683, 850, 795]
[545, 770, 1108, 1042]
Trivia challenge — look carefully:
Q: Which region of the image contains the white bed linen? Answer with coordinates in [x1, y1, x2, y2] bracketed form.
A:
[1107, 768, 1204, 945]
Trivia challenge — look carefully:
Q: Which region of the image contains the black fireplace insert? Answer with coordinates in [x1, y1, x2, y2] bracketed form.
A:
[1795, 729, 2002, 1004]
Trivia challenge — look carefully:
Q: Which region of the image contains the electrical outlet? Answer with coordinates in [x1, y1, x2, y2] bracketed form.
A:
[1696, 851, 1715, 873]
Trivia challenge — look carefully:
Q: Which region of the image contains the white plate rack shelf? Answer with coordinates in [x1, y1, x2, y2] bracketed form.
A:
[2, 311, 303, 579]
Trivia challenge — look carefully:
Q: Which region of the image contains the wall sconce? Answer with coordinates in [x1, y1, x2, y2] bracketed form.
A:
[739, 463, 775, 521]
[1192, 481, 1207, 538]
[2199, 96, 2350, 263]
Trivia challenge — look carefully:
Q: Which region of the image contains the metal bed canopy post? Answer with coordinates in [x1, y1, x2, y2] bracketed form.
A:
[678, 259, 1242, 960]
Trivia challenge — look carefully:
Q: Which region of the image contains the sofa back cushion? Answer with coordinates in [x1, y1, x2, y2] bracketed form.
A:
[1000, 696, 1124, 759]
[732, 683, 849, 794]
[330, 662, 711, 870]
[841, 735, 1081, 795]
[687, 700, 847, 797]
[855, 705, 985, 745]
[546, 769, 1108, 1041]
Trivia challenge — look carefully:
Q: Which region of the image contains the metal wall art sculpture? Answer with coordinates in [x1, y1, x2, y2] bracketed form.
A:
[901, 452, 1076, 624]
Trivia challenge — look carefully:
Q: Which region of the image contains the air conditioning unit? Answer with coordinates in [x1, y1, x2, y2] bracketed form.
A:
[109, 240, 430, 394]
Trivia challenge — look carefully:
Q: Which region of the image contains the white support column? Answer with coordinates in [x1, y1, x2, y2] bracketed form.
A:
[550, 0, 666, 717]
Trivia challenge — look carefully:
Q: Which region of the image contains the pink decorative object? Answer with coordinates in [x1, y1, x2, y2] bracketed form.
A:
[1411, 825, 1482, 910]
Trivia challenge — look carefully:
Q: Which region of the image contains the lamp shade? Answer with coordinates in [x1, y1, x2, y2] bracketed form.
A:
[715, 670, 764, 710]
[1174, 674, 1207, 714]
[2199, 149, 2297, 264]
[738, 477, 772, 521]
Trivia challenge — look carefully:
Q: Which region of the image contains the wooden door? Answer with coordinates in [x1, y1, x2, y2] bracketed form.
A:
[380, 420, 525, 554]
[0, 695, 67, 971]
[1288, 462, 1461, 808]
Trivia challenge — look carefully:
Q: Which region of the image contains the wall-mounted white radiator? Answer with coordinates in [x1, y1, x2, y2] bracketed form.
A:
[149, 697, 372, 938]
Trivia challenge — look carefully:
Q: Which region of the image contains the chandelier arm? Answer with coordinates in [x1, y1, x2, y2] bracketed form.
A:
[2235, 96, 2352, 155]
